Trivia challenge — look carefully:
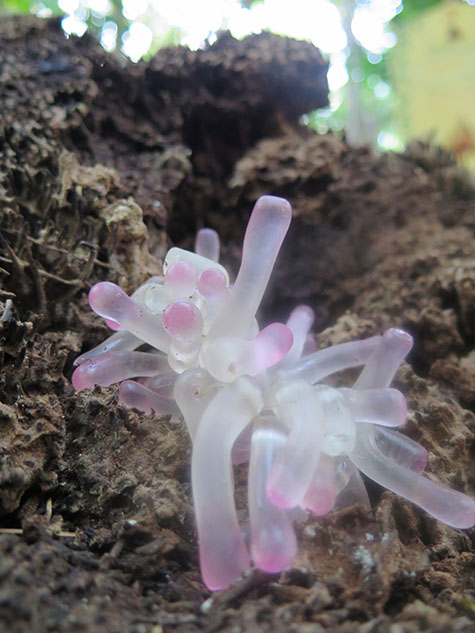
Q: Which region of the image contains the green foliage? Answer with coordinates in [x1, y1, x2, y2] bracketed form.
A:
[393, 0, 441, 22]
[239, 0, 265, 8]
[1, 0, 32, 12]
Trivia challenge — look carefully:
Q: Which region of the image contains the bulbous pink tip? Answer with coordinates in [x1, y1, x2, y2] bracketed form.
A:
[197, 268, 227, 298]
[289, 305, 315, 327]
[163, 300, 203, 342]
[104, 318, 122, 331]
[414, 451, 428, 473]
[195, 228, 220, 262]
[302, 487, 336, 516]
[260, 323, 294, 367]
[235, 323, 294, 376]
[383, 328, 414, 355]
[118, 380, 151, 412]
[254, 544, 296, 574]
[88, 282, 128, 320]
[71, 364, 89, 391]
[165, 261, 197, 292]
[266, 458, 300, 509]
[266, 485, 294, 510]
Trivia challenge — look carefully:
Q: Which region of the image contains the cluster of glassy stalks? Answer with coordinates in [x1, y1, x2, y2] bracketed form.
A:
[73, 196, 475, 591]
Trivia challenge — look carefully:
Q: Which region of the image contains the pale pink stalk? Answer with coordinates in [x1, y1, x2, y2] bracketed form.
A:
[192, 377, 263, 590]
[373, 426, 428, 472]
[195, 228, 220, 262]
[119, 277, 163, 315]
[72, 351, 168, 391]
[315, 385, 356, 455]
[173, 369, 218, 440]
[118, 380, 179, 415]
[351, 433, 475, 527]
[303, 334, 318, 356]
[202, 323, 293, 382]
[143, 373, 177, 398]
[74, 331, 142, 366]
[280, 335, 382, 384]
[88, 282, 170, 352]
[267, 380, 325, 509]
[354, 328, 413, 390]
[350, 329, 475, 528]
[302, 454, 337, 516]
[232, 423, 253, 464]
[333, 457, 371, 511]
[341, 388, 407, 427]
[208, 196, 292, 340]
[249, 415, 297, 572]
[234, 323, 293, 376]
[278, 305, 315, 368]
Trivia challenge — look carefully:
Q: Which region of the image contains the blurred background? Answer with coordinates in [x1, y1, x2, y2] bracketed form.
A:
[2, 0, 474, 169]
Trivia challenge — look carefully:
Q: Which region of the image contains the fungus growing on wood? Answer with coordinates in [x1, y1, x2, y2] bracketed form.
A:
[73, 196, 475, 591]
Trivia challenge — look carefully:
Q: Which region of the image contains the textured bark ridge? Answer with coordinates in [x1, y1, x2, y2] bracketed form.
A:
[0, 15, 474, 633]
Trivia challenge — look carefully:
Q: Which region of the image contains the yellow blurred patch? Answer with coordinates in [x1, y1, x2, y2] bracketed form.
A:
[391, 0, 475, 170]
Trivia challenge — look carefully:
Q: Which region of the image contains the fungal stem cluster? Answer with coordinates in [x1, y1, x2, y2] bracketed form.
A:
[73, 196, 475, 591]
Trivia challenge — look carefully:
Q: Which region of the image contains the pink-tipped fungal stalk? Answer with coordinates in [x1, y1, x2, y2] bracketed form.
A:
[72, 351, 168, 391]
[118, 380, 179, 416]
[73, 195, 475, 591]
[349, 329, 475, 528]
[267, 380, 325, 509]
[206, 195, 291, 341]
[88, 282, 170, 352]
[195, 228, 220, 262]
[192, 377, 262, 590]
[302, 454, 337, 516]
[249, 414, 297, 572]
[278, 305, 315, 368]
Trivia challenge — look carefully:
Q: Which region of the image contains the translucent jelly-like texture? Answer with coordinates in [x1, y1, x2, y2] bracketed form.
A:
[163, 301, 204, 343]
[316, 386, 356, 456]
[74, 195, 475, 592]
[195, 228, 220, 262]
[197, 268, 227, 299]
[249, 416, 297, 572]
[72, 351, 168, 391]
[208, 196, 292, 341]
[279, 305, 315, 368]
[350, 329, 475, 529]
[341, 388, 407, 428]
[118, 380, 179, 416]
[164, 261, 198, 298]
[74, 330, 142, 366]
[281, 336, 382, 383]
[267, 380, 325, 509]
[192, 377, 263, 590]
[88, 282, 170, 352]
[302, 454, 337, 516]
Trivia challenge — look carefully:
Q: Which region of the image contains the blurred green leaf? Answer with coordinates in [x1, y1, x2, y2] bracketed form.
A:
[1, 0, 34, 12]
[239, 0, 264, 8]
[393, 0, 441, 23]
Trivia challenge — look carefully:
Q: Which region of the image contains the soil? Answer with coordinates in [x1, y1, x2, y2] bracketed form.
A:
[0, 15, 474, 633]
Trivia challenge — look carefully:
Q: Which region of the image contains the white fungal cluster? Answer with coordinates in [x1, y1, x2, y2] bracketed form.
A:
[73, 196, 475, 591]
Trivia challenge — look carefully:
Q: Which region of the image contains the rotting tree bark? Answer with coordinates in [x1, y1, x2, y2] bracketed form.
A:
[0, 14, 474, 633]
